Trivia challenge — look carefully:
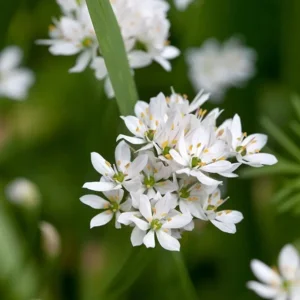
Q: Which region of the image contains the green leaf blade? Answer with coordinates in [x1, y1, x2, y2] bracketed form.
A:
[86, 0, 138, 115]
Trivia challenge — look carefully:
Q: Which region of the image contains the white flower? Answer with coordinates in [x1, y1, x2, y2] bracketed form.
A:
[247, 244, 300, 299]
[186, 37, 256, 101]
[39, 0, 179, 98]
[5, 177, 40, 207]
[83, 141, 148, 192]
[138, 151, 177, 197]
[80, 189, 131, 229]
[169, 129, 235, 185]
[173, 0, 195, 11]
[200, 188, 243, 233]
[39, 221, 61, 258]
[118, 193, 192, 251]
[228, 114, 278, 167]
[0, 46, 34, 100]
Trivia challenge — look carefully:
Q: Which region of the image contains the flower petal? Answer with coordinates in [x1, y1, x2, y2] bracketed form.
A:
[83, 181, 119, 192]
[131, 226, 146, 246]
[91, 152, 114, 176]
[278, 244, 300, 281]
[247, 281, 279, 298]
[162, 214, 192, 229]
[116, 134, 146, 145]
[250, 259, 281, 285]
[210, 220, 237, 234]
[80, 194, 109, 209]
[128, 50, 152, 68]
[139, 194, 152, 220]
[115, 140, 131, 165]
[143, 230, 155, 248]
[69, 50, 91, 73]
[90, 211, 113, 228]
[215, 210, 244, 224]
[156, 230, 180, 251]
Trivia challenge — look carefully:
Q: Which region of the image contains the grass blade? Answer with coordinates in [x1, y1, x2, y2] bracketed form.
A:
[291, 95, 300, 121]
[261, 117, 300, 164]
[86, 0, 138, 115]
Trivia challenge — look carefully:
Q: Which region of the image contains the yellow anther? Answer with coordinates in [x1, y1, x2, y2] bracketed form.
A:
[125, 163, 130, 169]
[164, 154, 172, 160]
[217, 129, 224, 137]
[155, 120, 159, 126]
[197, 143, 201, 148]
[172, 139, 178, 144]
[117, 160, 121, 166]
[139, 120, 143, 125]
[136, 127, 140, 132]
[162, 141, 168, 149]
[188, 145, 193, 151]
[105, 161, 111, 167]
[150, 114, 153, 121]
[204, 148, 209, 153]
[183, 94, 188, 99]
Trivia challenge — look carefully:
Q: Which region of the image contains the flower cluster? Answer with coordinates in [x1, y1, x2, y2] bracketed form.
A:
[0, 46, 34, 100]
[81, 89, 277, 251]
[186, 37, 256, 101]
[38, 0, 179, 98]
[247, 244, 300, 300]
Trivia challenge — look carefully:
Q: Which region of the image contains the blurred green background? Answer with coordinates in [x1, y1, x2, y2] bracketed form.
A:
[1, 0, 300, 299]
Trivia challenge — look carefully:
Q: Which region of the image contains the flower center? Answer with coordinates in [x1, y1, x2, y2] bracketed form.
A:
[110, 201, 119, 213]
[113, 172, 125, 183]
[206, 205, 216, 211]
[191, 157, 202, 168]
[236, 146, 247, 156]
[282, 280, 291, 291]
[163, 146, 172, 159]
[144, 176, 155, 188]
[150, 219, 162, 231]
[179, 187, 190, 199]
[145, 130, 155, 141]
[82, 37, 93, 48]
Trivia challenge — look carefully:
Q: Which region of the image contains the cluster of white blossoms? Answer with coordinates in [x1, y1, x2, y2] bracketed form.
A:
[186, 37, 256, 101]
[38, 0, 179, 98]
[0, 46, 34, 100]
[247, 244, 300, 300]
[81, 89, 277, 251]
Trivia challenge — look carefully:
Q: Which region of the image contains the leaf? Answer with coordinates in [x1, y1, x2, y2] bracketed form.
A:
[290, 120, 300, 139]
[86, 0, 138, 116]
[241, 158, 300, 178]
[272, 176, 300, 204]
[261, 117, 300, 164]
[278, 193, 300, 213]
[291, 94, 300, 121]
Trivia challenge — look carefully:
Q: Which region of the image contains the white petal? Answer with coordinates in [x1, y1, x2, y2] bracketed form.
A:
[0, 46, 22, 72]
[278, 244, 300, 281]
[231, 114, 242, 148]
[143, 230, 155, 248]
[90, 211, 113, 228]
[155, 180, 177, 194]
[170, 149, 187, 166]
[156, 230, 180, 251]
[80, 194, 109, 209]
[123, 177, 142, 192]
[90, 56, 107, 80]
[49, 41, 80, 55]
[243, 134, 268, 152]
[154, 193, 171, 217]
[128, 51, 152, 68]
[154, 56, 171, 71]
[247, 281, 279, 298]
[127, 154, 148, 178]
[243, 153, 278, 166]
[250, 259, 281, 285]
[120, 116, 145, 137]
[118, 211, 137, 225]
[215, 210, 244, 224]
[210, 220, 237, 234]
[161, 46, 180, 59]
[115, 140, 131, 165]
[200, 161, 232, 173]
[83, 181, 119, 192]
[131, 226, 146, 246]
[190, 170, 222, 186]
[116, 134, 145, 145]
[139, 194, 152, 220]
[69, 50, 91, 73]
[91, 152, 114, 176]
[188, 90, 210, 113]
[162, 214, 192, 229]
[131, 216, 150, 230]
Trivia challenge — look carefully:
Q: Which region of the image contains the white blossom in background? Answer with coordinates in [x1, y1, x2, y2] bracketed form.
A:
[5, 178, 40, 207]
[39, 221, 61, 258]
[0, 46, 34, 100]
[247, 244, 300, 299]
[81, 87, 277, 251]
[186, 37, 256, 101]
[38, 0, 179, 98]
[173, 0, 195, 11]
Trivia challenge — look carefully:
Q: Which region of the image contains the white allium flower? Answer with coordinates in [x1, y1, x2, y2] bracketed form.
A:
[247, 244, 300, 299]
[118, 193, 192, 251]
[5, 178, 40, 207]
[173, 0, 195, 11]
[81, 87, 277, 251]
[39, 0, 179, 98]
[186, 37, 256, 101]
[80, 189, 131, 229]
[0, 46, 34, 100]
[83, 141, 148, 192]
[227, 114, 278, 167]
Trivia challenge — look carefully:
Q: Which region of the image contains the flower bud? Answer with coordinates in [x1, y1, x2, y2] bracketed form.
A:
[39, 221, 61, 258]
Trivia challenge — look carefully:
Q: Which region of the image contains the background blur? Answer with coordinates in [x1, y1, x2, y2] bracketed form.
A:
[1, 0, 300, 299]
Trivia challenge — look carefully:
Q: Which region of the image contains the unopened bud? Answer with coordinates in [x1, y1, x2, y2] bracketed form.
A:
[39, 221, 61, 258]
[5, 178, 40, 207]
